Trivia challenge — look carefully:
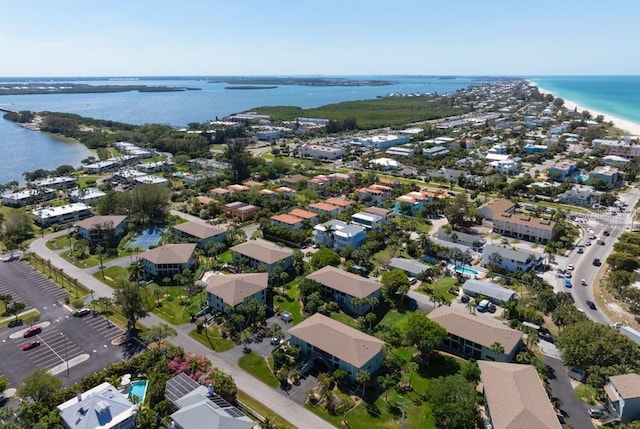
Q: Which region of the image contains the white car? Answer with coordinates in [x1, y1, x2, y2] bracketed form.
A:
[585, 240, 591, 246]
[567, 264, 574, 271]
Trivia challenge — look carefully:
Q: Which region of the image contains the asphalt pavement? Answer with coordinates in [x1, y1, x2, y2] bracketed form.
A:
[544, 355, 594, 429]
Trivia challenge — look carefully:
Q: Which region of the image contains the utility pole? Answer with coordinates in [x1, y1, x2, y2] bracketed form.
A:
[399, 399, 409, 429]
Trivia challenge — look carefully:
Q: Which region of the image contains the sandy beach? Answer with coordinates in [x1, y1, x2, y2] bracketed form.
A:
[533, 84, 640, 137]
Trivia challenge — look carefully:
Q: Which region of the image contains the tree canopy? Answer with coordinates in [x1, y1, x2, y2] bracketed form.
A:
[428, 374, 480, 429]
[556, 320, 640, 386]
[309, 248, 341, 271]
[405, 311, 447, 357]
[17, 368, 63, 403]
[113, 281, 148, 332]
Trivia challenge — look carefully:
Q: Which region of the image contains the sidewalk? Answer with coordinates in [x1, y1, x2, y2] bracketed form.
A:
[29, 232, 335, 429]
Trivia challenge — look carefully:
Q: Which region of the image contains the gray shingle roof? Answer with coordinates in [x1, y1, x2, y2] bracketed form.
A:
[483, 244, 538, 264]
[172, 221, 226, 239]
[428, 306, 522, 353]
[230, 241, 293, 264]
[462, 278, 516, 302]
[289, 313, 384, 368]
[141, 243, 196, 265]
[305, 266, 381, 299]
[389, 257, 430, 274]
[478, 361, 562, 429]
[206, 273, 268, 306]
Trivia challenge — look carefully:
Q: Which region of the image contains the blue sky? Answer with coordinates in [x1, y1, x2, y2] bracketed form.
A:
[2, 0, 639, 76]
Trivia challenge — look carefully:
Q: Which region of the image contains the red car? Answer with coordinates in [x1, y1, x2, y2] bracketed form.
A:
[22, 340, 41, 351]
[23, 326, 41, 338]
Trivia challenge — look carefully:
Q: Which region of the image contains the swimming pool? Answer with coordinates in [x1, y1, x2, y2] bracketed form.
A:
[455, 265, 479, 276]
[126, 227, 166, 250]
[128, 380, 148, 405]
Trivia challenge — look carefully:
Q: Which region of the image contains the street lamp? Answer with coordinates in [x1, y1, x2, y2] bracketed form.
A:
[60, 333, 69, 379]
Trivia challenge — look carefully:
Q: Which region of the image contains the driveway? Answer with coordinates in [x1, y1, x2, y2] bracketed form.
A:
[544, 356, 593, 429]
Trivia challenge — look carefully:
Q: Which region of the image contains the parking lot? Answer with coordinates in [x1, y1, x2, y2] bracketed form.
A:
[0, 260, 143, 388]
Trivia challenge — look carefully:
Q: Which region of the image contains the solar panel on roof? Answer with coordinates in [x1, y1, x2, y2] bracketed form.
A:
[224, 407, 245, 418]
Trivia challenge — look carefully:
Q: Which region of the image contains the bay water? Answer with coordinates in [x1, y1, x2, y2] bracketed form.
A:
[3, 75, 639, 185]
[0, 75, 484, 184]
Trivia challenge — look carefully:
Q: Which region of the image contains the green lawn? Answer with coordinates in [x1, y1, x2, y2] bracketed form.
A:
[189, 326, 236, 352]
[76, 174, 105, 188]
[238, 352, 279, 388]
[236, 390, 295, 429]
[575, 384, 598, 405]
[376, 310, 410, 331]
[330, 311, 359, 329]
[422, 276, 458, 302]
[307, 352, 465, 428]
[96, 266, 130, 287]
[46, 235, 70, 250]
[273, 281, 303, 325]
[145, 284, 200, 325]
[0, 309, 40, 328]
[61, 247, 135, 269]
[97, 267, 200, 325]
[218, 250, 233, 264]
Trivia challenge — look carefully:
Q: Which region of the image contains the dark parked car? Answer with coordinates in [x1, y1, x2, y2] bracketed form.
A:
[8, 319, 23, 328]
[593, 258, 602, 266]
[540, 333, 555, 343]
[23, 326, 41, 338]
[22, 340, 41, 351]
[586, 300, 597, 310]
[460, 294, 470, 303]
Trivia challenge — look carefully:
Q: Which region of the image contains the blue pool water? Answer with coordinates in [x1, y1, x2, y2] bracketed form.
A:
[129, 380, 148, 405]
[127, 227, 166, 250]
[455, 265, 479, 276]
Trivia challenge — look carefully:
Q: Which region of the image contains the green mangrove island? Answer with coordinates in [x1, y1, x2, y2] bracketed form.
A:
[0, 83, 200, 95]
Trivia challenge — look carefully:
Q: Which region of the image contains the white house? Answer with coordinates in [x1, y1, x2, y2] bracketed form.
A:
[57, 382, 137, 429]
[313, 220, 367, 251]
[482, 244, 541, 272]
[32, 203, 92, 226]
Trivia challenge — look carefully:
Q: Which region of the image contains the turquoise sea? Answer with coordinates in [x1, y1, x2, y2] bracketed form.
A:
[530, 75, 640, 124]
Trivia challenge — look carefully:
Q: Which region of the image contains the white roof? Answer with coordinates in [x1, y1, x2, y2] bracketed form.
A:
[32, 203, 90, 219]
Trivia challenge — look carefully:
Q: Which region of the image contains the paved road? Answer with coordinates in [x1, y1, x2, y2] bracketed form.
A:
[554, 185, 640, 324]
[29, 232, 335, 429]
[544, 355, 594, 429]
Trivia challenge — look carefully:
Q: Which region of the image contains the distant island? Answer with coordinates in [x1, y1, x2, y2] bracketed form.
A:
[210, 77, 395, 87]
[0, 83, 200, 95]
[225, 85, 278, 90]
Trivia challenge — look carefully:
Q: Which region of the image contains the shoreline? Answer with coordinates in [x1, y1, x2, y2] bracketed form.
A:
[529, 81, 640, 136]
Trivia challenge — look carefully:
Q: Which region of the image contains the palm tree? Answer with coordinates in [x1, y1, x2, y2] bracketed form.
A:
[490, 342, 505, 359]
[356, 370, 370, 397]
[401, 361, 419, 390]
[128, 260, 145, 281]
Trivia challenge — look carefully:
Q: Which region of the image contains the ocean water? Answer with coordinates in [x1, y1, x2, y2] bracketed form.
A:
[530, 75, 640, 124]
[0, 75, 486, 184]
